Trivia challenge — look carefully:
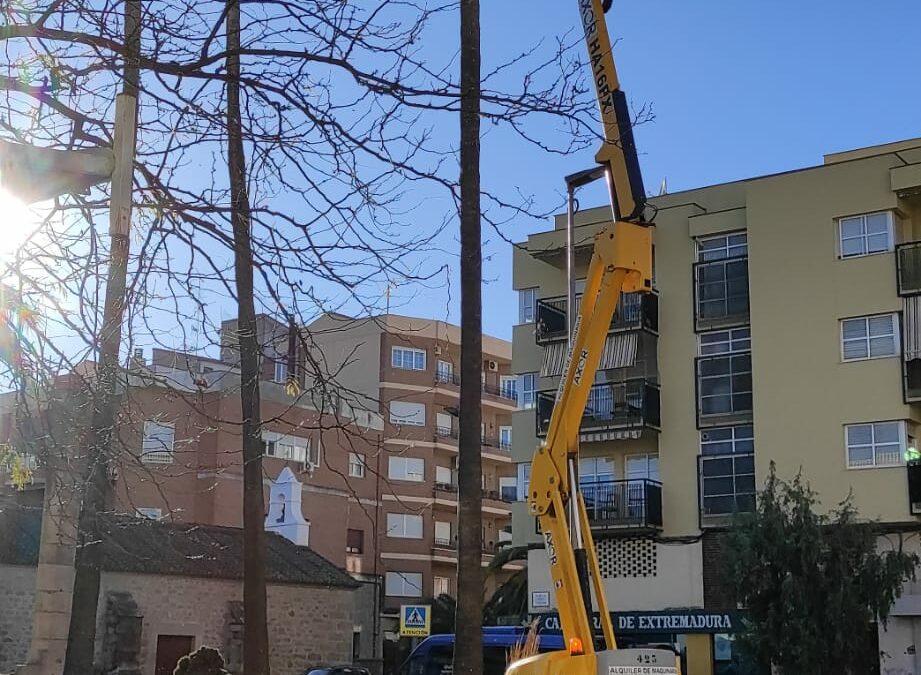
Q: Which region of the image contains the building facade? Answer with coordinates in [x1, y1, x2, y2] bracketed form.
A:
[512, 137, 921, 675]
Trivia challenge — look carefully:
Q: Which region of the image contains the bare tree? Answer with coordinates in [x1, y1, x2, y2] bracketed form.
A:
[454, 3, 483, 675]
[226, 0, 270, 671]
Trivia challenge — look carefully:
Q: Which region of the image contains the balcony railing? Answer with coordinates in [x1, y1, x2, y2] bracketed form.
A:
[434, 425, 458, 440]
[535, 292, 658, 344]
[435, 371, 517, 402]
[536, 379, 660, 437]
[897, 242, 921, 296]
[693, 256, 750, 331]
[434, 482, 458, 494]
[579, 479, 663, 530]
[433, 538, 456, 549]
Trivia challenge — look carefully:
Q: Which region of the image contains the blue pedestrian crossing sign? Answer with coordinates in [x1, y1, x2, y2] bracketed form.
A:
[400, 604, 431, 637]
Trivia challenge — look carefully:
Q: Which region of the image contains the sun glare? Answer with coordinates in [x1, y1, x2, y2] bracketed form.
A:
[0, 187, 40, 258]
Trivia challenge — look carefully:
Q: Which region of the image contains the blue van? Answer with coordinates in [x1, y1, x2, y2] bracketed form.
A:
[401, 627, 564, 675]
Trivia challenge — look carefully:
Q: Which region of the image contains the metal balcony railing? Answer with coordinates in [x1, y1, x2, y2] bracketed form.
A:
[436, 370, 517, 402]
[897, 241, 921, 296]
[536, 379, 660, 437]
[435, 370, 461, 386]
[434, 482, 458, 494]
[535, 292, 658, 344]
[579, 478, 663, 530]
[693, 256, 750, 331]
[433, 538, 456, 549]
[434, 425, 458, 440]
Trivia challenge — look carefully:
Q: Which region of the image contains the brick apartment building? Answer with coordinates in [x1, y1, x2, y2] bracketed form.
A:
[225, 312, 520, 621]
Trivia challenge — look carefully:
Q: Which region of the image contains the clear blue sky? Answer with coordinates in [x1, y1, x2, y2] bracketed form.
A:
[461, 0, 921, 341]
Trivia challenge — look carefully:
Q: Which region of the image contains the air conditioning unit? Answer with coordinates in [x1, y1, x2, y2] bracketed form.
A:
[487, 360, 498, 372]
[434, 345, 443, 356]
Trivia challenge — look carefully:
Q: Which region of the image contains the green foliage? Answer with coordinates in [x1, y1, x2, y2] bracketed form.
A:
[727, 463, 919, 675]
[482, 544, 540, 626]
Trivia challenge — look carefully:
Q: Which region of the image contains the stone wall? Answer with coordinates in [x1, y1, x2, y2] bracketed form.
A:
[0, 564, 36, 674]
[96, 572, 354, 675]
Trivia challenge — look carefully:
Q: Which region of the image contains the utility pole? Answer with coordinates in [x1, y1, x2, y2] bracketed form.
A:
[63, 1, 141, 672]
[454, 2, 484, 675]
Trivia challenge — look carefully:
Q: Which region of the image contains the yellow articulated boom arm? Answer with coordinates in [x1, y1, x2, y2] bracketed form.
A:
[507, 2, 681, 675]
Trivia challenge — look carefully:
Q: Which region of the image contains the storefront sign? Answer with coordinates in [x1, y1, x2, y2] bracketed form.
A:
[531, 609, 741, 635]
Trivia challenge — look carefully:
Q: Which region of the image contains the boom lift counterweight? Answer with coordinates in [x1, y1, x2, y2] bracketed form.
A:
[506, 2, 680, 675]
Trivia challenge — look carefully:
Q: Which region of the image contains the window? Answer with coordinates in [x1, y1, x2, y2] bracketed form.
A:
[517, 462, 531, 502]
[435, 412, 454, 437]
[349, 452, 366, 478]
[274, 359, 288, 383]
[434, 576, 451, 597]
[136, 507, 162, 519]
[519, 372, 537, 410]
[388, 456, 425, 481]
[697, 333, 752, 419]
[500, 375, 517, 400]
[701, 425, 754, 456]
[387, 513, 424, 538]
[499, 476, 517, 502]
[385, 571, 423, 597]
[579, 457, 615, 487]
[263, 431, 314, 466]
[519, 288, 537, 324]
[626, 454, 659, 482]
[392, 346, 426, 371]
[141, 421, 175, 464]
[839, 212, 894, 258]
[435, 465, 454, 486]
[700, 451, 755, 516]
[841, 314, 899, 361]
[696, 233, 749, 325]
[434, 520, 452, 546]
[846, 421, 906, 468]
[697, 233, 747, 261]
[389, 400, 425, 426]
[346, 528, 364, 554]
[436, 359, 454, 383]
[699, 328, 751, 356]
[499, 426, 512, 450]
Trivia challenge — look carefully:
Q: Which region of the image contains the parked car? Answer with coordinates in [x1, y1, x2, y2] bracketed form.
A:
[305, 666, 371, 675]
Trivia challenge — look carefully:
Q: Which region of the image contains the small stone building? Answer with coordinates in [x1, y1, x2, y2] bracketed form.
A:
[0, 513, 359, 675]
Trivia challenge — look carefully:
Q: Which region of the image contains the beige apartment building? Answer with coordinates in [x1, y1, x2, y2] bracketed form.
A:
[512, 137, 921, 675]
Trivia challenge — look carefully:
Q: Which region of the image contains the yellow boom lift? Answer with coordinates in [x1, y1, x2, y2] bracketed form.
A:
[506, 1, 680, 674]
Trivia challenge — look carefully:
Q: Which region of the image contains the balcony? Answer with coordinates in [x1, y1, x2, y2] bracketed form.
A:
[433, 537, 456, 550]
[694, 256, 750, 331]
[434, 371, 517, 403]
[535, 292, 658, 344]
[434, 428, 511, 455]
[580, 479, 663, 531]
[904, 359, 921, 403]
[536, 379, 660, 438]
[898, 242, 921, 296]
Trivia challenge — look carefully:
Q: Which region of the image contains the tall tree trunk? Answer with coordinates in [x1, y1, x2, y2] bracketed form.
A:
[226, 2, 271, 673]
[454, 2, 483, 675]
[63, 2, 140, 672]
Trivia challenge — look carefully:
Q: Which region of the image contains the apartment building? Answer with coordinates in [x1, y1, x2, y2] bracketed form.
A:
[299, 313, 518, 618]
[512, 137, 921, 675]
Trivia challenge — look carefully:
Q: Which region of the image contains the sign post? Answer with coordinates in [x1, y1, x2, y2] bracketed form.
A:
[400, 605, 432, 637]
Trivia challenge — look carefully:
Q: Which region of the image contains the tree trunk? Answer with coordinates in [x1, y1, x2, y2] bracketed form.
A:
[454, 2, 483, 675]
[63, 2, 140, 672]
[226, 2, 271, 673]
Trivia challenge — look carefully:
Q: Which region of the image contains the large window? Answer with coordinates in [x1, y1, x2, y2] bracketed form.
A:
[346, 529, 364, 554]
[392, 346, 426, 371]
[695, 233, 749, 326]
[846, 421, 906, 468]
[500, 375, 517, 400]
[386, 513, 424, 539]
[435, 465, 454, 486]
[697, 329, 752, 420]
[519, 372, 537, 410]
[517, 462, 531, 502]
[274, 359, 288, 383]
[436, 359, 454, 383]
[700, 426, 755, 516]
[434, 521, 452, 546]
[385, 572, 423, 597]
[519, 288, 537, 324]
[499, 476, 517, 502]
[388, 456, 425, 481]
[348, 452, 366, 478]
[141, 421, 175, 464]
[841, 314, 899, 361]
[499, 426, 512, 450]
[263, 431, 315, 466]
[839, 212, 894, 258]
[434, 576, 451, 597]
[389, 400, 426, 426]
